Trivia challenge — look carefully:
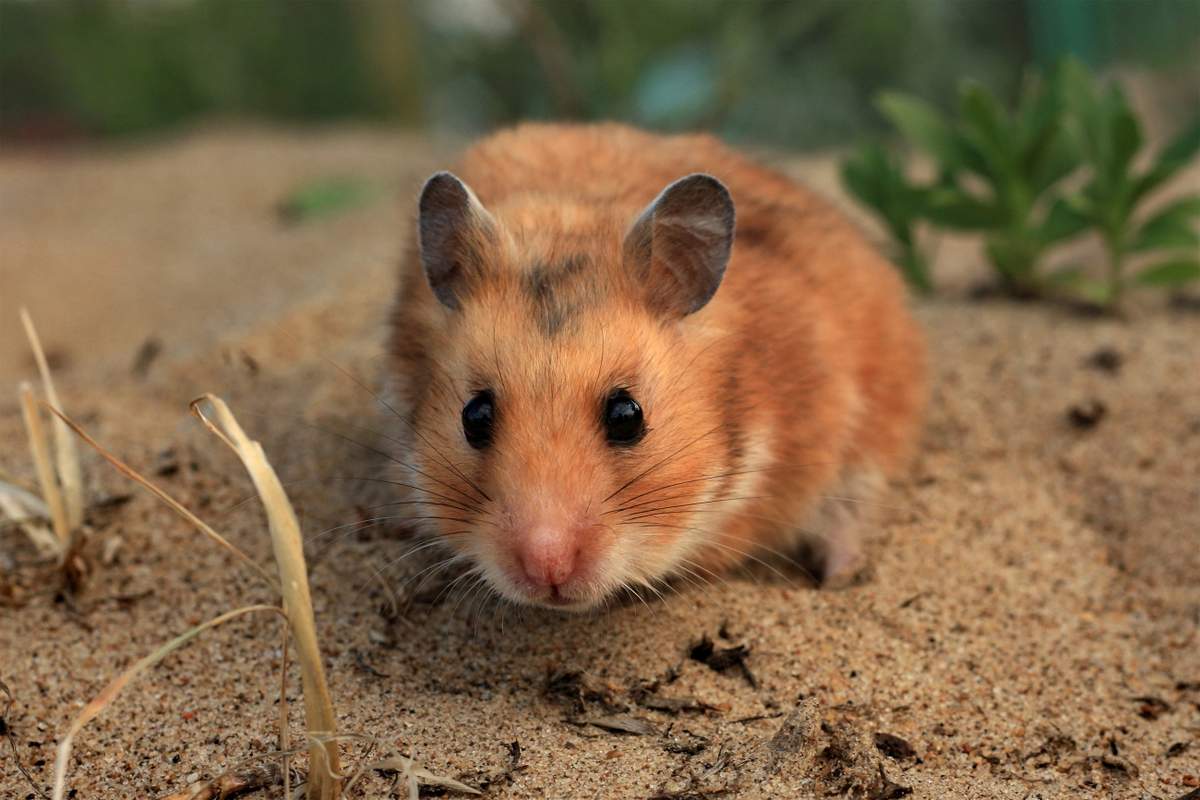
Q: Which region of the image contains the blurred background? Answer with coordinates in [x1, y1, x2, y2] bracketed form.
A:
[2, 0, 1199, 387]
[3, 0, 1199, 149]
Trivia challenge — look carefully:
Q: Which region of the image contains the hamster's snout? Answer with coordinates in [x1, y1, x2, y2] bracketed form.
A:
[492, 507, 615, 609]
[507, 521, 600, 608]
[517, 524, 580, 589]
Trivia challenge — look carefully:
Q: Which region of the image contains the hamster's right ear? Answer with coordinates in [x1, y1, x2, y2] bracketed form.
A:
[623, 173, 735, 317]
[418, 171, 496, 310]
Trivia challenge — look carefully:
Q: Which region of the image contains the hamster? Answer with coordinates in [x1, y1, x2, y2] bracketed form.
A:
[387, 123, 925, 611]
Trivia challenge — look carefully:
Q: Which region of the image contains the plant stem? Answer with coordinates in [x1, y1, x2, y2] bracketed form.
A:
[902, 247, 934, 294]
[1104, 225, 1126, 311]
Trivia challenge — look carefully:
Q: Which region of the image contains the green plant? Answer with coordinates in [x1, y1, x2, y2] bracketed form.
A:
[277, 176, 379, 225]
[1049, 62, 1200, 308]
[840, 142, 933, 293]
[877, 68, 1086, 297]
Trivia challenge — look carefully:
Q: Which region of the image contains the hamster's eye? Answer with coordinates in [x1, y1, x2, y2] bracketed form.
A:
[462, 391, 495, 449]
[604, 389, 645, 445]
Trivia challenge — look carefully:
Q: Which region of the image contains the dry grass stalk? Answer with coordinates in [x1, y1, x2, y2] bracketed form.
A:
[279, 620, 292, 799]
[20, 308, 84, 531]
[374, 753, 482, 800]
[158, 763, 281, 800]
[191, 393, 341, 800]
[51, 604, 285, 800]
[341, 745, 482, 800]
[18, 382, 70, 552]
[0, 478, 59, 557]
[43, 405, 278, 591]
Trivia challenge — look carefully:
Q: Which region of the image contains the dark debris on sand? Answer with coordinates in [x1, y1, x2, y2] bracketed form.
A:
[689, 634, 758, 689]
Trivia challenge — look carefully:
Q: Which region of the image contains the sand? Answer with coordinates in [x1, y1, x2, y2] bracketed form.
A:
[1, 127, 1198, 800]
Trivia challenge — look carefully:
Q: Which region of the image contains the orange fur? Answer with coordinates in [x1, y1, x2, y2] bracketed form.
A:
[388, 123, 926, 610]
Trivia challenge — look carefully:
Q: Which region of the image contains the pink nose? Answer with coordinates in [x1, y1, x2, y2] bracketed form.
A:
[518, 526, 578, 588]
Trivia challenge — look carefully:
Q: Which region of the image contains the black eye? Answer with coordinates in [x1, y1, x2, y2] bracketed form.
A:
[604, 389, 645, 445]
[462, 391, 495, 449]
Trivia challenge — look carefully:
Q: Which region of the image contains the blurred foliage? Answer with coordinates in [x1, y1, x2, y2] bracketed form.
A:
[841, 59, 1200, 310]
[877, 70, 1087, 297]
[841, 143, 933, 293]
[0, 0, 421, 137]
[276, 176, 380, 225]
[1052, 61, 1200, 306]
[2, 0, 1198, 148]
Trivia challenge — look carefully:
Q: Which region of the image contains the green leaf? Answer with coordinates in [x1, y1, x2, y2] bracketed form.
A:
[1030, 131, 1083, 194]
[840, 143, 932, 291]
[877, 92, 964, 170]
[1017, 68, 1060, 151]
[1058, 59, 1104, 162]
[985, 235, 1041, 283]
[1106, 99, 1142, 185]
[1046, 265, 1114, 304]
[1039, 197, 1093, 244]
[1131, 196, 1200, 253]
[923, 188, 1004, 229]
[840, 147, 886, 211]
[1134, 258, 1200, 286]
[898, 247, 934, 294]
[959, 82, 1010, 174]
[1056, 58, 1096, 115]
[1021, 70, 1076, 189]
[1132, 115, 1200, 202]
[840, 143, 924, 230]
[1045, 265, 1085, 286]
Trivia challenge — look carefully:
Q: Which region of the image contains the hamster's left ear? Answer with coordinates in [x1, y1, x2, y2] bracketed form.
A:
[418, 171, 497, 310]
[623, 173, 735, 317]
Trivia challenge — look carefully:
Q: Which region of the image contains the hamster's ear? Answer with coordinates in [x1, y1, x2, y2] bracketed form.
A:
[623, 173, 735, 317]
[418, 171, 496, 310]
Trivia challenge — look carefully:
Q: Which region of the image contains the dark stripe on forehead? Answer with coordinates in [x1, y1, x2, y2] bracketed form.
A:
[523, 254, 593, 337]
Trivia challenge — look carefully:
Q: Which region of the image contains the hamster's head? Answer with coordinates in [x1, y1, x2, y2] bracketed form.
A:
[391, 170, 737, 611]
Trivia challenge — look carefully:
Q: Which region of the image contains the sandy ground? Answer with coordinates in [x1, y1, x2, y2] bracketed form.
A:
[1, 128, 1198, 800]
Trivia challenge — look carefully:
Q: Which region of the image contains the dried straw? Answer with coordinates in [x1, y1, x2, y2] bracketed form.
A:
[51, 604, 285, 800]
[43, 405, 277, 591]
[20, 308, 84, 532]
[191, 394, 341, 800]
[18, 382, 70, 550]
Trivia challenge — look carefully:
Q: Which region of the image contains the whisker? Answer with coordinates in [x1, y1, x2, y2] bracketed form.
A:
[450, 572, 492, 617]
[233, 407, 485, 511]
[667, 560, 715, 592]
[677, 557, 723, 586]
[437, 566, 486, 608]
[372, 534, 468, 581]
[638, 503, 819, 537]
[306, 514, 479, 547]
[214, 475, 470, 520]
[605, 461, 836, 515]
[606, 472, 746, 516]
[325, 357, 493, 504]
[394, 553, 464, 590]
[630, 521, 805, 582]
[603, 422, 726, 503]
[359, 497, 481, 515]
[623, 495, 766, 522]
[637, 577, 669, 604]
[468, 584, 499, 635]
[368, 537, 452, 572]
[351, 540, 468, 602]
[622, 581, 654, 615]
